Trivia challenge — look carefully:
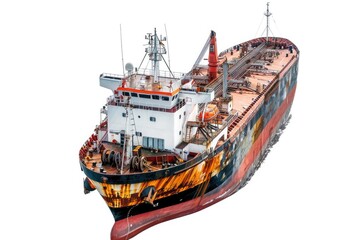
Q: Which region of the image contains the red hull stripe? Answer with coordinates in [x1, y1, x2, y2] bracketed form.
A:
[111, 84, 297, 240]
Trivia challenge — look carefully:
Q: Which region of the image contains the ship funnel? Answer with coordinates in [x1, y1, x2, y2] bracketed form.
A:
[208, 30, 218, 82]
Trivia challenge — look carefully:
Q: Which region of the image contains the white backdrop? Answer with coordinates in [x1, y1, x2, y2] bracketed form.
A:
[1, 0, 359, 239]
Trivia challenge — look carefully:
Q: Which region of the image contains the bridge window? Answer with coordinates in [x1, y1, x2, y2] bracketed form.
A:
[123, 92, 130, 96]
[152, 95, 160, 100]
[150, 117, 156, 122]
[161, 96, 169, 101]
[135, 132, 142, 136]
[139, 94, 151, 99]
[131, 92, 138, 97]
[172, 94, 178, 100]
[172, 94, 179, 100]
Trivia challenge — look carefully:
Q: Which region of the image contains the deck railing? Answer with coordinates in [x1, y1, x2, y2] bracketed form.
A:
[108, 97, 186, 113]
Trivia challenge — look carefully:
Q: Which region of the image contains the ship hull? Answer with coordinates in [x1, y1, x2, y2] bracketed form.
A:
[79, 34, 300, 239]
[110, 79, 297, 240]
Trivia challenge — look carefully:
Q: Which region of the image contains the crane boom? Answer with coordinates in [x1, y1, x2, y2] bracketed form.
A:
[191, 33, 211, 70]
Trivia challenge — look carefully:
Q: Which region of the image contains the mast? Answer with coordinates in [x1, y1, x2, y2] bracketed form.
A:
[164, 24, 171, 69]
[264, 2, 272, 43]
[145, 28, 167, 83]
[120, 24, 125, 76]
[153, 28, 159, 83]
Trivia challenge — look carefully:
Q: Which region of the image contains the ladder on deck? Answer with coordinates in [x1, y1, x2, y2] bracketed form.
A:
[127, 106, 139, 145]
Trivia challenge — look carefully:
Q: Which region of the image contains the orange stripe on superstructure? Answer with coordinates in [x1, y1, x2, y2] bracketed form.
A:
[117, 87, 180, 96]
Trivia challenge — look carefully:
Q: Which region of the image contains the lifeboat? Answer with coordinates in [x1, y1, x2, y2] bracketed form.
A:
[198, 104, 219, 122]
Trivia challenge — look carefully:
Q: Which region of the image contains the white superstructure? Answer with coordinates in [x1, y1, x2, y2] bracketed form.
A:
[98, 28, 219, 159]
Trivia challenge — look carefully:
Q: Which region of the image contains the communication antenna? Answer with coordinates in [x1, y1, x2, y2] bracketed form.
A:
[120, 24, 125, 75]
[264, 2, 272, 43]
[164, 24, 171, 69]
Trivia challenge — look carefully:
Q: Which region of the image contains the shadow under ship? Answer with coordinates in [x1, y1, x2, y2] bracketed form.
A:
[79, 5, 299, 240]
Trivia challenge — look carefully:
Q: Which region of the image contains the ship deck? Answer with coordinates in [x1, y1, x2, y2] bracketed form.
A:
[80, 37, 299, 176]
[190, 38, 298, 141]
[229, 48, 296, 111]
[83, 145, 197, 175]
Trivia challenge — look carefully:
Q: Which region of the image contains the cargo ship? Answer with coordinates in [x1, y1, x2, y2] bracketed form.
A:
[79, 4, 299, 240]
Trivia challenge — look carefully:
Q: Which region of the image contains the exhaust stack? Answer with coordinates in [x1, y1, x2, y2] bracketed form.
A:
[208, 31, 218, 82]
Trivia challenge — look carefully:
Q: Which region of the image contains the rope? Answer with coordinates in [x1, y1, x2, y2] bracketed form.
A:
[271, 15, 282, 37]
[255, 15, 265, 37]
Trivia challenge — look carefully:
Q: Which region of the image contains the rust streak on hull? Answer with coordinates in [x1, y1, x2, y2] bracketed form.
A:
[78, 8, 300, 238]
[110, 83, 297, 240]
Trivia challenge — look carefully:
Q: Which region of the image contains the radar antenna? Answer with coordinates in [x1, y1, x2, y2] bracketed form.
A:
[125, 63, 134, 76]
